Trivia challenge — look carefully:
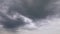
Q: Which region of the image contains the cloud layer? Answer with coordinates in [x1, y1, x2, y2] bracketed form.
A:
[0, 0, 60, 34]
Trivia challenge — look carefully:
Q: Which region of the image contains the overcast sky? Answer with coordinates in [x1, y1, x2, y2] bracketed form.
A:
[0, 0, 60, 34]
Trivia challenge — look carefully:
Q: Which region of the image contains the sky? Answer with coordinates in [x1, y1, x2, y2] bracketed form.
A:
[0, 0, 60, 34]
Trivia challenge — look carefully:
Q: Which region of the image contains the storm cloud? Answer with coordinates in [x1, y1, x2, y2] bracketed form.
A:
[0, 0, 54, 29]
[7, 0, 54, 19]
[0, 0, 60, 34]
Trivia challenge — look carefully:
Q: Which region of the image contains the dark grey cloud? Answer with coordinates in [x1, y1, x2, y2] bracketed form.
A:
[8, 0, 53, 20]
[0, 0, 60, 34]
[0, 0, 55, 32]
[3, 19, 25, 29]
[0, 12, 25, 30]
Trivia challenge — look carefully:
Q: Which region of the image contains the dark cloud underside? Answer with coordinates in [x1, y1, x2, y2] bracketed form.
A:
[8, 0, 53, 19]
[0, 0, 54, 30]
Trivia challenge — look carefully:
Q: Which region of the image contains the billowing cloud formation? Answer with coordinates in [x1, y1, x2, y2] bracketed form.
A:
[0, 0, 54, 29]
[8, 0, 53, 19]
[0, 0, 60, 34]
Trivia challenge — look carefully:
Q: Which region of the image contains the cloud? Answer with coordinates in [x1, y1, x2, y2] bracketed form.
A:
[0, 0, 60, 34]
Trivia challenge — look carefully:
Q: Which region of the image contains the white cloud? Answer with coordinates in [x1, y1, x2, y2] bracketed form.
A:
[17, 15, 60, 34]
